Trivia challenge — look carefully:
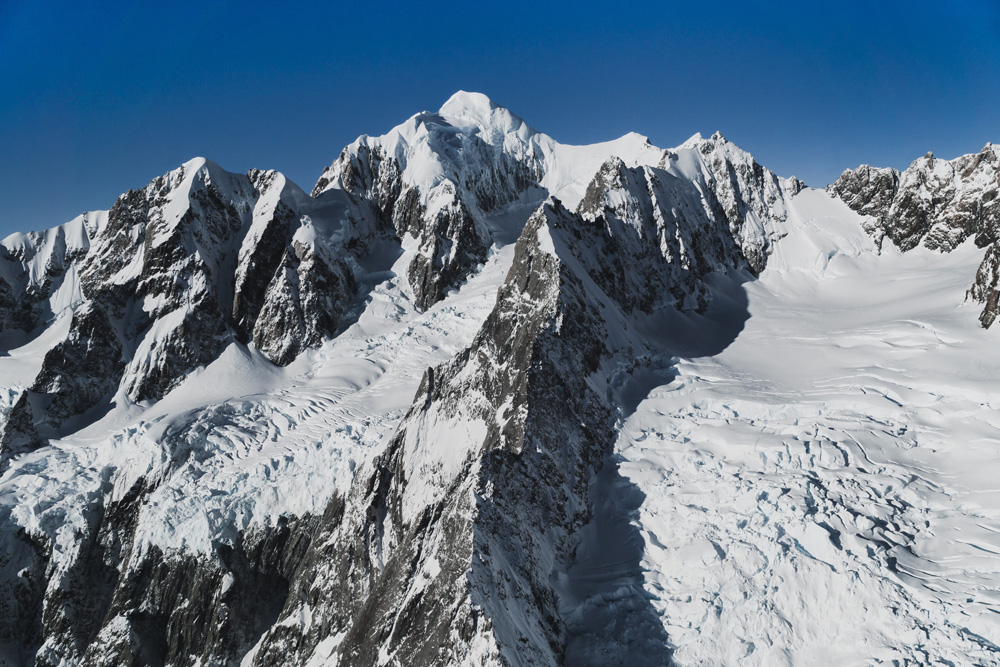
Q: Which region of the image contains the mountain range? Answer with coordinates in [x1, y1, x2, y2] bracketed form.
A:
[1, 92, 998, 666]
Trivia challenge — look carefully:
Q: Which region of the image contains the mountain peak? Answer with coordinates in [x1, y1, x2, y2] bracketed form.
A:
[619, 131, 650, 145]
[682, 132, 705, 146]
[436, 90, 533, 140]
[182, 156, 210, 171]
[439, 90, 497, 117]
[5, 94, 1000, 667]
[173, 156, 233, 188]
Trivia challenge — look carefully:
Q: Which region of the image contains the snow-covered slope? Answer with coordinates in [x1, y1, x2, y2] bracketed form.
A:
[0, 93, 998, 666]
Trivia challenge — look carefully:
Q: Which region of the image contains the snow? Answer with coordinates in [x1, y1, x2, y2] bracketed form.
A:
[602, 189, 1000, 664]
[0, 309, 74, 389]
[540, 132, 663, 209]
[765, 189, 877, 271]
[0, 214, 91, 337]
[438, 90, 535, 144]
[401, 410, 489, 525]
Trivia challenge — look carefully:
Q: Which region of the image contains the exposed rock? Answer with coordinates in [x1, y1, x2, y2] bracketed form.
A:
[0, 527, 48, 663]
[81, 518, 316, 667]
[1, 464, 320, 667]
[6, 94, 992, 666]
[231, 196, 296, 343]
[0, 217, 91, 335]
[253, 237, 357, 366]
[0, 159, 387, 434]
[311, 97, 545, 311]
[246, 191, 751, 664]
[406, 182, 489, 310]
[0, 391, 40, 465]
[827, 164, 900, 249]
[0, 274, 17, 333]
[970, 244, 1000, 327]
[247, 201, 605, 665]
[579, 136, 789, 313]
[31, 302, 125, 426]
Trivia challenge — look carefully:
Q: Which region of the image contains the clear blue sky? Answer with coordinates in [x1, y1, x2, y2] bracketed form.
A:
[2, 0, 999, 237]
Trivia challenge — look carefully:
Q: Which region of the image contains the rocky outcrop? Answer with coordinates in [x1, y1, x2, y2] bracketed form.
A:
[830, 143, 1000, 325]
[31, 302, 125, 425]
[0, 391, 39, 465]
[1, 98, 798, 448]
[683, 132, 791, 273]
[244, 180, 761, 664]
[0, 274, 17, 333]
[827, 164, 900, 249]
[0, 216, 91, 335]
[578, 134, 789, 313]
[405, 182, 489, 310]
[970, 244, 1000, 327]
[252, 235, 357, 366]
[244, 201, 607, 665]
[0, 466, 319, 667]
[79, 518, 316, 667]
[231, 187, 297, 343]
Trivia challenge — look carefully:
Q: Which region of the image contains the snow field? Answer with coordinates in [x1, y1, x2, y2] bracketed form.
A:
[618, 194, 1000, 664]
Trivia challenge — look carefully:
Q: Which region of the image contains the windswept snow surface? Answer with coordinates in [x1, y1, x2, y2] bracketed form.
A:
[607, 189, 1000, 665]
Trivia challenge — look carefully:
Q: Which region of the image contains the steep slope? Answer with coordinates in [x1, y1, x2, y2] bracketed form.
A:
[311, 91, 665, 310]
[243, 138, 797, 665]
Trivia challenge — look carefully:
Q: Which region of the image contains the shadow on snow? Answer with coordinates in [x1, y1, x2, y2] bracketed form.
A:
[561, 272, 751, 666]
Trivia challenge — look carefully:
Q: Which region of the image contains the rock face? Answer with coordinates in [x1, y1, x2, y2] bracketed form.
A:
[0, 392, 37, 465]
[0, 215, 92, 335]
[830, 143, 1000, 324]
[245, 202, 602, 665]
[827, 164, 901, 247]
[576, 133, 790, 312]
[311, 93, 545, 311]
[1, 94, 795, 460]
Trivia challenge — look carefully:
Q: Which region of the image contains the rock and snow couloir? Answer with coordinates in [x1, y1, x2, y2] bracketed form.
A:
[0, 92, 998, 666]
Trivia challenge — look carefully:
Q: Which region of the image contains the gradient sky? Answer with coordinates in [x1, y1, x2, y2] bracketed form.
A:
[2, 0, 999, 237]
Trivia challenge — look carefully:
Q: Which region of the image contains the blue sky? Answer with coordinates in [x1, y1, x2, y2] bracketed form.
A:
[1, 0, 998, 237]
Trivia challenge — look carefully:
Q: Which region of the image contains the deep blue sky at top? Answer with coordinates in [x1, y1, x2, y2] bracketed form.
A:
[1, 0, 999, 236]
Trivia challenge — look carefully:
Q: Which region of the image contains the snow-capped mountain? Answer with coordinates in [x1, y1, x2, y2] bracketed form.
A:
[0, 92, 998, 666]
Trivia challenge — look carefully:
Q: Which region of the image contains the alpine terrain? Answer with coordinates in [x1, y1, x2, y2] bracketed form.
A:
[1, 92, 999, 666]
